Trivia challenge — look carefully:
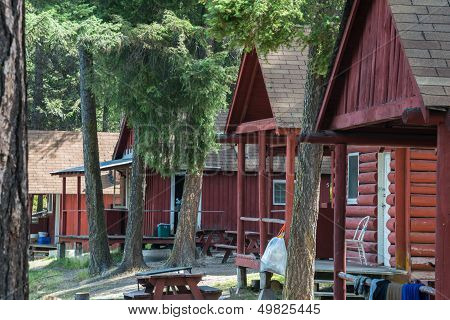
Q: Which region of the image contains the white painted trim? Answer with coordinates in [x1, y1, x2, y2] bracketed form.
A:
[197, 192, 202, 230]
[273, 179, 286, 206]
[347, 152, 360, 205]
[170, 175, 175, 233]
[377, 152, 392, 266]
[54, 194, 61, 243]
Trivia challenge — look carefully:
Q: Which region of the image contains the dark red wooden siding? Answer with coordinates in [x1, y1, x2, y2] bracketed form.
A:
[321, 0, 421, 130]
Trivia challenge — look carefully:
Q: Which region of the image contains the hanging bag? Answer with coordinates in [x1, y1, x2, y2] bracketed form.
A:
[260, 225, 287, 276]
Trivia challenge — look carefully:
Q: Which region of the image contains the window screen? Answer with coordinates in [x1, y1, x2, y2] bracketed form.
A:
[347, 153, 359, 204]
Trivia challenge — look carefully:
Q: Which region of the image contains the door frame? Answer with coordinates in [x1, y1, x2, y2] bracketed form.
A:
[377, 152, 392, 266]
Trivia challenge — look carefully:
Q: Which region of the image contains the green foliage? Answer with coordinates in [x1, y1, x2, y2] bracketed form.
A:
[110, 10, 238, 175]
[204, 0, 345, 75]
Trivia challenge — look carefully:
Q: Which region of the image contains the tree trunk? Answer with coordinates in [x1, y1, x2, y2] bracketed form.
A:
[118, 128, 147, 271]
[166, 170, 203, 267]
[283, 47, 325, 300]
[102, 104, 109, 132]
[0, 0, 29, 299]
[79, 45, 112, 275]
[30, 43, 45, 130]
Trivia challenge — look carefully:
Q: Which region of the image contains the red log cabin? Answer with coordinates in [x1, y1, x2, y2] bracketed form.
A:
[28, 130, 119, 245]
[307, 0, 450, 299]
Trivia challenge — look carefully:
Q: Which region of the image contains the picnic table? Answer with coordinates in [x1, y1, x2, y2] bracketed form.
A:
[124, 267, 222, 300]
[196, 229, 227, 256]
[213, 231, 265, 263]
[29, 243, 57, 260]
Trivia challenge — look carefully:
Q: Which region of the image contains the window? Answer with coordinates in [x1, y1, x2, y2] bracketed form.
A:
[273, 180, 286, 205]
[47, 194, 53, 213]
[113, 169, 130, 209]
[347, 153, 359, 204]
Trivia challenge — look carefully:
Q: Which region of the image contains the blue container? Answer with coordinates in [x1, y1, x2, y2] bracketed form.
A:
[37, 236, 51, 245]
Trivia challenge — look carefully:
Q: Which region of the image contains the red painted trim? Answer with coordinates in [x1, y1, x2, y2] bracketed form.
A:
[226, 52, 250, 134]
[77, 176, 81, 236]
[258, 131, 268, 255]
[239, 55, 259, 124]
[435, 116, 450, 299]
[237, 137, 246, 255]
[113, 118, 128, 160]
[284, 131, 296, 242]
[334, 144, 347, 300]
[235, 118, 277, 134]
[316, 0, 361, 131]
[328, 97, 422, 130]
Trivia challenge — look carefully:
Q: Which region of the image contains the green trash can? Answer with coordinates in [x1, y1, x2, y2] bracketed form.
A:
[157, 223, 171, 238]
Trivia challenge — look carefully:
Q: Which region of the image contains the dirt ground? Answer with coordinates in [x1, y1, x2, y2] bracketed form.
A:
[29, 253, 259, 300]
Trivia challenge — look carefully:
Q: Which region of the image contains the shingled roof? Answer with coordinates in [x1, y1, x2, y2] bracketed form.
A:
[258, 45, 308, 128]
[29, 131, 119, 194]
[390, 0, 450, 108]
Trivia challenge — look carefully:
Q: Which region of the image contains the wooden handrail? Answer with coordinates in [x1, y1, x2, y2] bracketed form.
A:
[338, 272, 436, 296]
[240, 217, 260, 222]
[261, 218, 285, 224]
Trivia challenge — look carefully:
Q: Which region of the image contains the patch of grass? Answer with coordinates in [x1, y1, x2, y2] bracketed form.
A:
[48, 256, 89, 270]
[111, 249, 123, 264]
[29, 268, 64, 300]
[75, 269, 90, 282]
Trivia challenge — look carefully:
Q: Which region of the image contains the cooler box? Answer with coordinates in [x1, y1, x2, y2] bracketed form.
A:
[157, 224, 171, 238]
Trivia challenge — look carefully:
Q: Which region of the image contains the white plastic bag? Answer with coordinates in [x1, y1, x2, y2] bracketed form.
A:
[260, 237, 287, 276]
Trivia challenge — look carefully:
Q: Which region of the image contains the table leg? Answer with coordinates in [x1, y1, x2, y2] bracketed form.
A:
[202, 234, 213, 256]
[153, 279, 165, 300]
[186, 278, 204, 300]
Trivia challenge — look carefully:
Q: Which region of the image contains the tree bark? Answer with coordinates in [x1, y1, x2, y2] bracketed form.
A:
[166, 170, 203, 267]
[283, 47, 325, 300]
[0, 0, 29, 299]
[79, 45, 112, 275]
[118, 128, 147, 271]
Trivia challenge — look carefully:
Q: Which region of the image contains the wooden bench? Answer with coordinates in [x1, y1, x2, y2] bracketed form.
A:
[213, 244, 237, 263]
[199, 286, 222, 300]
[124, 290, 153, 300]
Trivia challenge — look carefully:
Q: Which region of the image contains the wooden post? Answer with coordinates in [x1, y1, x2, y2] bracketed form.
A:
[77, 176, 81, 236]
[236, 135, 247, 289]
[394, 148, 409, 271]
[258, 131, 268, 255]
[57, 242, 66, 259]
[285, 131, 296, 242]
[75, 242, 83, 257]
[62, 177, 67, 236]
[435, 117, 450, 300]
[334, 144, 347, 300]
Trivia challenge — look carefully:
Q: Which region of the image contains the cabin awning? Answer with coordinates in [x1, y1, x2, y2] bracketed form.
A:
[51, 156, 132, 176]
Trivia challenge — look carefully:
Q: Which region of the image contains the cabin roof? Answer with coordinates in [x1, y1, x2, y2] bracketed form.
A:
[316, 0, 450, 132]
[390, 0, 450, 107]
[226, 45, 308, 133]
[259, 45, 308, 128]
[28, 130, 119, 194]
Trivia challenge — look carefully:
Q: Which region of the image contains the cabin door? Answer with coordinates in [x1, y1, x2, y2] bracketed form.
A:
[170, 174, 185, 233]
[377, 152, 392, 266]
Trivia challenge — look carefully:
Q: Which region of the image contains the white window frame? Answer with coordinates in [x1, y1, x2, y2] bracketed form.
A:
[273, 179, 287, 206]
[347, 152, 360, 205]
[47, 194, 53, 213]
[113, 169, 130, 209]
